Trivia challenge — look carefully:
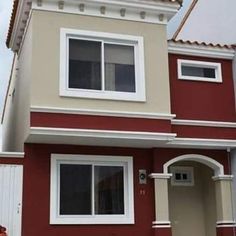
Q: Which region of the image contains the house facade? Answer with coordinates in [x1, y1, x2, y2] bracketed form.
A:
[0, 1, 236, 236]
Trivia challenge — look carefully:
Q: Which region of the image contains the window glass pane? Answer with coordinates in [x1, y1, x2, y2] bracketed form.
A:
[69, 39, 101, 90]
[60, 164, 92, 215]
[94, 166, 124, 215]
[104, 44, 135, 92]
[182, 65, 216, 78]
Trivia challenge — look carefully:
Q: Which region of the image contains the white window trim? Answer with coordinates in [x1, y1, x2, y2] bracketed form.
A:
[177, 59, 222, 83]
[170, 166, 194, 186]
[50, 154, 134, 224]
[60, 28, 146, 102]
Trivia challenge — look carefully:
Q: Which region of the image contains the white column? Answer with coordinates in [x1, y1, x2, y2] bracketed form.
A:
[212, 175, 235, 227]
[149, 173, 172, 228]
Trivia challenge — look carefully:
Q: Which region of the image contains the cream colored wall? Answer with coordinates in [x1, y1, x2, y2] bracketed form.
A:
[30, 10, 171, 114]
[2, 19, 32, 151]
[168, 162, 216, 236]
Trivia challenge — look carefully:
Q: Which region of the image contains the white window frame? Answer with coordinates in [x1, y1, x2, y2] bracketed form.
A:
[60, 28, 146, 101]
[177, 59, 222, 83]
[170, 166, 194, 186]
[50, 154, 134, 224]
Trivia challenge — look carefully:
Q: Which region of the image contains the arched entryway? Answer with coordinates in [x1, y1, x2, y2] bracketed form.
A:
[150, 154, 234, 236]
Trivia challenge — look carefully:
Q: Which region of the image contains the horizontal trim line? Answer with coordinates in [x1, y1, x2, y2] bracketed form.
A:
[217, 224, 236, 228]
[149, 173, 172, 179]
[168, 42, 235, 59]
[212, 175, 234, 181]
[172, 119, 236, 128]
[30, 106, 176, 120]
[30, 127, 176, 141]
[170, 138, 236, 148]
[0, 152, 24, 158]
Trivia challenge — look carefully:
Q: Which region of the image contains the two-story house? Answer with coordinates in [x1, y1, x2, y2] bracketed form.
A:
[0, 0, 236, 236]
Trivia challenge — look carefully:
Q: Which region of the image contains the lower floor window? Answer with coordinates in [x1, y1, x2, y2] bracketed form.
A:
[50, 154, 134, 224]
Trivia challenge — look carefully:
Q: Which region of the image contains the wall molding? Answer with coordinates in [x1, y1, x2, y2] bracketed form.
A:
[172, 119, 236, 128]
[0, 152, 25, 158]
[30, 106, 176, 120]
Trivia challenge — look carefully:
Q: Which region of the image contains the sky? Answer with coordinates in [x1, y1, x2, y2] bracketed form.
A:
[0, 0, 191, 151]
[0, 0, 14, 150]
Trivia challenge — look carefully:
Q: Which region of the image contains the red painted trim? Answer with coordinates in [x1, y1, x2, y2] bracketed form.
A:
[0, 158, 24, 165]
[153, 227, 172, 236]
[169, 54, 236, 122]
[217, 227, 236, 236]
[172, 125, 236, 140]
[30, 112, 172, 133]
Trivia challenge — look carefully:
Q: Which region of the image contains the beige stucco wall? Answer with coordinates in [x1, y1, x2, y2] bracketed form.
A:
[169, 162, 216, 236]
[2, 19, 32, 151]
[30, 10, 171, 114]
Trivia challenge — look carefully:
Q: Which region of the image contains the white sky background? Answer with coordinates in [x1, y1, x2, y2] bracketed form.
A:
[0, 0, 14, 150]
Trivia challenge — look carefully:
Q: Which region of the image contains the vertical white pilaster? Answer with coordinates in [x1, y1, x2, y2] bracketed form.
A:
[149, 173, 172, 228]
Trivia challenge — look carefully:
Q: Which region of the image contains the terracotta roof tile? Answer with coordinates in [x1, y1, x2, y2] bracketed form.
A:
[6, 0, 19, 48]
[169, 39, 234, 50]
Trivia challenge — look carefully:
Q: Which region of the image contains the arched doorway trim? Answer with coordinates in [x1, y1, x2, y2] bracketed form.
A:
[163, 154, 224, 176]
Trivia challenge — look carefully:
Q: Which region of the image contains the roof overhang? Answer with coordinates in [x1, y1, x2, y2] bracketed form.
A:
[25, 127, 236, 150]
[7, 0, 181, 52]
[168, 40, 235, 59]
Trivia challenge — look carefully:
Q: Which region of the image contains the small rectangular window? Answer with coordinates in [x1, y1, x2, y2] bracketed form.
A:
[50, 154, 134, 224]
[170, 166, 194, 186]
[178, 59, 222, 83]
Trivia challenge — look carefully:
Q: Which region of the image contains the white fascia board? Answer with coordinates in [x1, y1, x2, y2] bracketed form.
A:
[0, 152, 25, 158]
[169, 138, 236, 149]
[29, 127, 176, 141]
[168, 42, 235, 60]
[30, 106, 176, 120]
[172, 119, 236, 128]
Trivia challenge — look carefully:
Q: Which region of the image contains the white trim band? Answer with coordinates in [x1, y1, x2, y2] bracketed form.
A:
[172, 119, 236, 128]
[212, 175, 234, 181]
[152, 221, 171, 228]
[29, 127, 176, 140]
[30, 106, 176, 120]
[0, 152, 25, 158]
[149, 173, 172, 179]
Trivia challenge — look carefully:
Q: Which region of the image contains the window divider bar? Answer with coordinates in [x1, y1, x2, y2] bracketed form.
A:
[92, 164, 95, 216]
[101, 41, 105, 91]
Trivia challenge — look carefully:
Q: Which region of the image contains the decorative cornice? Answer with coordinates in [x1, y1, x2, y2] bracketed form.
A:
[30, 106, 176, 120]
[168, 41, 235, 59]
[169, 138, 236, 149]
[0, 152, 25, 158]
[8, 0, 180, 51]
[172, 119, 236, 128]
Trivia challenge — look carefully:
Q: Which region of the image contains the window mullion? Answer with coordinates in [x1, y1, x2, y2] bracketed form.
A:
[92, 164, 95, 216]
[101, 41, 105, 91]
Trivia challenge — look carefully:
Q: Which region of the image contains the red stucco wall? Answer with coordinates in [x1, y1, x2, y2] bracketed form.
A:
[169, 54, 236, 122]
[20, 144, 231, 236]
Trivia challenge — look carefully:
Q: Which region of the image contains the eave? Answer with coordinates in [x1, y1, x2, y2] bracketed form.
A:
[7, 0, 181, 52]
[168, 40, 235, 59]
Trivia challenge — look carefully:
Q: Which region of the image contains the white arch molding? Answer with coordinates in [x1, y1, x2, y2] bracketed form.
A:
[163, 154, 224, 176]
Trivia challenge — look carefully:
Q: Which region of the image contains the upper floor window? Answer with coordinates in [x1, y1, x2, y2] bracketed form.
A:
[177, 59, 222, 83]
[50, 154, 134, 224]
[60, 28, 145, 101]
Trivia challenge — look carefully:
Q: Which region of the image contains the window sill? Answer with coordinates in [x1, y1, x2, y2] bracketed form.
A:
[50, 215, 135, 225]
[60, 88, 146, 102]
